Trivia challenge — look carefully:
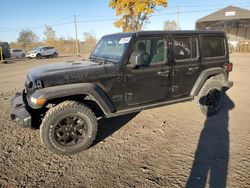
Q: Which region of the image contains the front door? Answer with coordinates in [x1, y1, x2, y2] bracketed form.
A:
[124, 36, 171, 107]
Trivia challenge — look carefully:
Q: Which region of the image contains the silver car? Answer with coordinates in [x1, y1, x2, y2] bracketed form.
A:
[26, 46, 58, 59]
[11, 49, 25, 58]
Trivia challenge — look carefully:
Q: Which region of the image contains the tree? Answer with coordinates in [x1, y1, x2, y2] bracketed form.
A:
[163, 20, 179, 30]
[82, 32, 97, 54]
[109, 0, 167, 32]
[17, 29, 37, 48]
[44, 25, 56, 45]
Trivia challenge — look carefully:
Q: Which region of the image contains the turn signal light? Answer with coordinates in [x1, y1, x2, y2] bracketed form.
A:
[30, 97, 46, 106]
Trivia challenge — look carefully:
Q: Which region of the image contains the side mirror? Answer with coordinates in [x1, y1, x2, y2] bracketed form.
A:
[128, 52, 149, 68]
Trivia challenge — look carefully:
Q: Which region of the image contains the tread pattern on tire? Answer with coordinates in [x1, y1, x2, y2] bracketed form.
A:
[194, 77, 224, 116]
[40, 100, 97, 155]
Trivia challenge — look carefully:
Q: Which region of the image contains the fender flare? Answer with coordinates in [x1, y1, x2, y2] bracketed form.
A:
[30, 83, 115, 115]
[190, 68, 227, 97]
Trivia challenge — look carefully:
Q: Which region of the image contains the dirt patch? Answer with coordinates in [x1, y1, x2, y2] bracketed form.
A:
[0, 54, 249, 187]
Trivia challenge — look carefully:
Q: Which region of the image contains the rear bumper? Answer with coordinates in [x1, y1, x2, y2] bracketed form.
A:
[10, 91, 32, 128]
[225, 81, 233, 90]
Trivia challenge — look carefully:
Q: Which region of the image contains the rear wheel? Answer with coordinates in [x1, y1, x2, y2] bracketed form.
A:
[195, 78, 225, 116]
[40, 101, 97, 155]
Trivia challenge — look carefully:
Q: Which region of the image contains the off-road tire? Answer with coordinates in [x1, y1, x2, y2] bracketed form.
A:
[40, 101, 97, 155]
[195, 78, 225, 116]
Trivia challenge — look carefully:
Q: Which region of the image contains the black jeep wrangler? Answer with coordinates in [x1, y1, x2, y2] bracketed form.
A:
[11, 31, 233, 155]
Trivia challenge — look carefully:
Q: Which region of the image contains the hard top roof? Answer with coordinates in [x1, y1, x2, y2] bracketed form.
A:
[102, 30, 225, 38]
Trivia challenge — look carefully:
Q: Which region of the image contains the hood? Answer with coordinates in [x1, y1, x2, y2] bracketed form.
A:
[29, 60, 97, 76]
[28, 50, 37, 54]
[28, 60, 118, 88]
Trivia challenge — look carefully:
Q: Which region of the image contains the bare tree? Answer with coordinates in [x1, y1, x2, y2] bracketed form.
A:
[44, 25, 56, 45]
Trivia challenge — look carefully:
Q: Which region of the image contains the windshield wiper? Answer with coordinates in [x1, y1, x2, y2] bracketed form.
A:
[100, 56, 118, 64]
[89, 54, 100, 63]
[90, 55, 118, 64]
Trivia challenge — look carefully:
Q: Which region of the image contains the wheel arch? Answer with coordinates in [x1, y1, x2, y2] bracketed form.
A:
[190, 68, 228, 97]
[30, 83, 116, 115]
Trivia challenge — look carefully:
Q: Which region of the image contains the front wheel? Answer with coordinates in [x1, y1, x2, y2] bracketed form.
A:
[40, 101, 97, 155]
[52, 52, 58, 58]
[36, 54, 42, 59]
[195, 79, 225, 116]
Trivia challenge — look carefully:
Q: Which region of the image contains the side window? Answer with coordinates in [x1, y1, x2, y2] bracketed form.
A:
[129, 37, 167, 67]
[174, 36, 197, 60]
[203, 36, 225, 58]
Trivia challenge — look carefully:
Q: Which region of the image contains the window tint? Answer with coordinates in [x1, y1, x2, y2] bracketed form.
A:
[203, 36, 225, 57]
[129, 38, 167, 66]
[174, 37, 197, 60]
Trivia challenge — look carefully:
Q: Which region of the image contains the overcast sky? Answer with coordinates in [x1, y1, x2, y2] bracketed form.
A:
[1, 0, 250, 42]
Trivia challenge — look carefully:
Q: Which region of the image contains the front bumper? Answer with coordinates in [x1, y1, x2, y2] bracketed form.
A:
[26, 54, 36, 58]
[10, 91, 32, 128]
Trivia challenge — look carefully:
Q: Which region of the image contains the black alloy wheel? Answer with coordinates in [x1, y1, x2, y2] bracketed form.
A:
[54, 116, 87, 146]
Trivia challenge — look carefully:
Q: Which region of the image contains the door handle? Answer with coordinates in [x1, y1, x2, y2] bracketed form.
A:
[158, 70, 169, 77]
[188, 67, 199, 71]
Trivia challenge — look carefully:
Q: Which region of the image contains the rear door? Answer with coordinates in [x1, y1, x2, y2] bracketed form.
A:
[171, 34, 201, 97]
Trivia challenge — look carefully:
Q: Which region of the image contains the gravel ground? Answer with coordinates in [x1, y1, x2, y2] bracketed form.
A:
[0, 54, 249, 187]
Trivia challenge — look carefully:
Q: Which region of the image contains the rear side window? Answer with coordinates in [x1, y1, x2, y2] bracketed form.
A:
[203, 36, 225, 58]
[174, 36, 197, 60]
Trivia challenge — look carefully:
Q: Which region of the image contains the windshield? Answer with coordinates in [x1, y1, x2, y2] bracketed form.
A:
[32, 47, 42, 51]
[90, 35, 132, 62]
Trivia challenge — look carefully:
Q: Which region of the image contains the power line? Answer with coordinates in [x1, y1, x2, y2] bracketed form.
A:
[161, 1, 250, 9]
[0, 4, 250, 33]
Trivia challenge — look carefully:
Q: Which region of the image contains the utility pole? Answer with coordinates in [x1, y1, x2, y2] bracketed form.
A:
[74, 14, 79, 55]
[176, 6, 179, 30]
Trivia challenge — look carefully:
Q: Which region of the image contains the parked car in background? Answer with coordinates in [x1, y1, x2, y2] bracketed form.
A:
[0, 42, 11, 60]
[26, 46, 58, 59]
[11, 49, 26, 58]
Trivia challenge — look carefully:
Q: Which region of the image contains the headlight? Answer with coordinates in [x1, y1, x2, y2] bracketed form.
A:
[30, 96, 46, 106]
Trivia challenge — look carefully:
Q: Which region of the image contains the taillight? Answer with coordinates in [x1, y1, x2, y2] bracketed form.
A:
[228, 62, 233, 72]
[223, 62, 233, 72]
